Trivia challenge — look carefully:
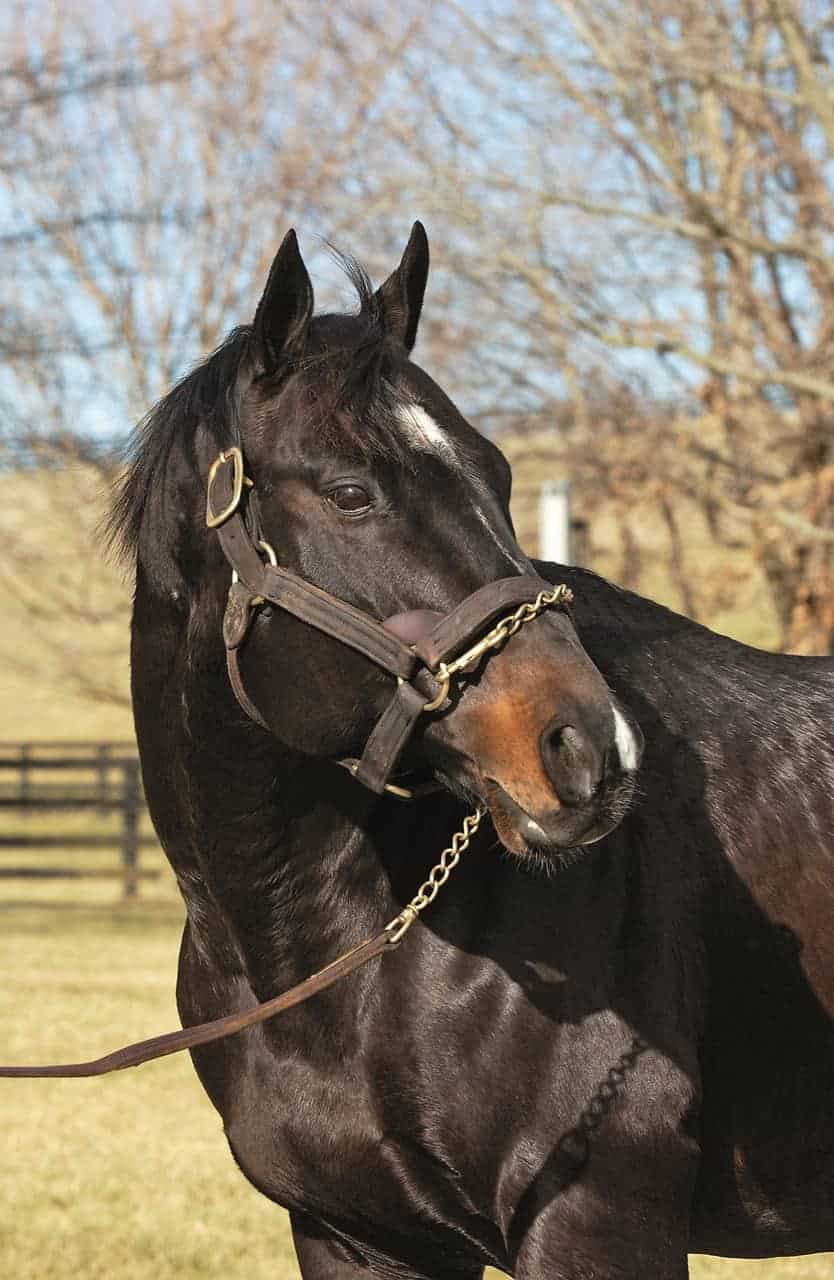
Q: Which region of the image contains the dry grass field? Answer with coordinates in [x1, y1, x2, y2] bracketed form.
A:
[0, 865, 831, 1280]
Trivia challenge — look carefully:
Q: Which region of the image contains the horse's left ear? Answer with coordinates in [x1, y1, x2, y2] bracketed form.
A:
[375, 221, 429, 353]
[251, 229, 314, 374]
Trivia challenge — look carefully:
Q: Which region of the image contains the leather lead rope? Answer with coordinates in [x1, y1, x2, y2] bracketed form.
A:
[0, 932, 393, 1078]
[0, 810, 483, 1080]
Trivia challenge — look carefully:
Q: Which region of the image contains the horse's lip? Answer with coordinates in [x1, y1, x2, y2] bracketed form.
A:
[479, 777, 583, 853]
[573, 823, 617, 846]
[429, 759, 593, 853]
[431, 751, 629, 852]
[480, 775, 626, 854]
[483, 779, 550, 845]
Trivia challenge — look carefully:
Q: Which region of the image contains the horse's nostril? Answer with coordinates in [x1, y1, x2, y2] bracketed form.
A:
[541, 722, 603, 807]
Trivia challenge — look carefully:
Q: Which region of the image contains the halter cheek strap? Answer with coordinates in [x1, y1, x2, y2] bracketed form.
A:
[207, 448, 571, 796]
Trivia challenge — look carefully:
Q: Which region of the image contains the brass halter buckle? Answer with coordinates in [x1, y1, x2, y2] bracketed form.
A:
[206, 447, 253, 529]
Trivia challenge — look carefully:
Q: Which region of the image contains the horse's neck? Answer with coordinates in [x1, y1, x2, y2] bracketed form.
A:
[132, 599, 384, 998]
[183, 730, 389, 992]
[171, 694, 476, 1007]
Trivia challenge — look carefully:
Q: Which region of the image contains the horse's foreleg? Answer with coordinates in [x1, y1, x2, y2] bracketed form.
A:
[510, 1168, 693, 1280]
[513, 1216, 690, 1280]
[290, 1212, 485, 1280]
[291, 1213, 373, 1280]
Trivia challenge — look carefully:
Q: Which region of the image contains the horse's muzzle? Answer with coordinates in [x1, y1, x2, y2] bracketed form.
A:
[482, 705, 643, 855]
[420, 626, 644, 856]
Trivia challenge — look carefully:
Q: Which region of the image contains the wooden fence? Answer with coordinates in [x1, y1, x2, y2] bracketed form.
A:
[0, 742, 158, 897]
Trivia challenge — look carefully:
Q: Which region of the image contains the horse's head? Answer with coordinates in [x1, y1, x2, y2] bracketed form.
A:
[157, 225, 642, 856]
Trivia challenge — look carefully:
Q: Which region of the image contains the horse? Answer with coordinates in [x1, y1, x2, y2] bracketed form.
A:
[109, 224, 834, 1279]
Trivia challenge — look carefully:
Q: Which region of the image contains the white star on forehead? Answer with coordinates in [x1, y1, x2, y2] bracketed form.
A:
[396, 404, 458, 459]
[396, 401, 529, 570]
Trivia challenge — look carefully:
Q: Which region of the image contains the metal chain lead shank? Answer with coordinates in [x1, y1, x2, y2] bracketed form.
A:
[385, 589, 574, 932]
[422, 585, 573, 713]
[0, 806, 487, 1077]
[385, 808, 485, 944]
[0, 588, 568, 1074]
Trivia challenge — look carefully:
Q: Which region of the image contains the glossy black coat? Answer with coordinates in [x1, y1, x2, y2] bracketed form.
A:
[125, 230, 834, 1279]
[134, 560, 834, 1280]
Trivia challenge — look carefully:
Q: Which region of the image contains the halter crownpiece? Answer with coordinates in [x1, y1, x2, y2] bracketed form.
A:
[206, 447, 573, 797]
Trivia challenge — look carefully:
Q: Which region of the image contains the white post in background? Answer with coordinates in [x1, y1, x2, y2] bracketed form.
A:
[539, 479, 572, 564]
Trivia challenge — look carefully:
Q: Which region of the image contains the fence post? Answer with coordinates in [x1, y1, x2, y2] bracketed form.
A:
[121, 760, 140, 900]
[539, 479, 572, 564]
[20, 744, 30, 806]
[97, 744, 109, 810]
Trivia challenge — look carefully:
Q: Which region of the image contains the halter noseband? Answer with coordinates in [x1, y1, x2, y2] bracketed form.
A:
[207, 447, 572, 797]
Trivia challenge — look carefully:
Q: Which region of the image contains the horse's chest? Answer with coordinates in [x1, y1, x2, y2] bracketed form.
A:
[219, 999, 700, 1270]
[222, 1041, 497, 1249]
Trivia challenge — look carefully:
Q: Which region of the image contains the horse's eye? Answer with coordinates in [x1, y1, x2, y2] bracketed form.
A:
[328, 484, 372, 514]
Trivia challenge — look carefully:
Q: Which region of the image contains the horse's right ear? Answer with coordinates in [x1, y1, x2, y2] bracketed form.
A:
[251, 229, 314, 374]
[375, 221, 429, 353]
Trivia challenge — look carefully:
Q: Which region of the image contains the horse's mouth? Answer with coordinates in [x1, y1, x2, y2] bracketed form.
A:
[480, 776, 631, 857]
[426, 717, 639, 858]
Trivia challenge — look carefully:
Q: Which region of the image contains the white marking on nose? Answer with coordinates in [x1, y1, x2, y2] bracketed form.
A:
[613, 705, 639, 772]
[397, 404, 458, 458]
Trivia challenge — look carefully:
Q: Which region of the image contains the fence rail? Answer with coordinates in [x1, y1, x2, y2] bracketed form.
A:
[0, 742, 158, 896]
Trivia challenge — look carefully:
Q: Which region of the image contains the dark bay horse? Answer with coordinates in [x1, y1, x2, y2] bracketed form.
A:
[111, 225, 834, 1279]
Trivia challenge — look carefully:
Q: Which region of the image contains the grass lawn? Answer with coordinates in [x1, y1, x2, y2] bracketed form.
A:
[0, 855, 832, 1279]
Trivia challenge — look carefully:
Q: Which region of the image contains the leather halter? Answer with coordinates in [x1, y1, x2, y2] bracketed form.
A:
[0, 455, 573, 1079]
[207, 447, 566, 796]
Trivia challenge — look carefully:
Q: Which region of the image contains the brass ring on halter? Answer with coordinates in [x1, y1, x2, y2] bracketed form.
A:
[206, 446, 251, 528]
[231, 539, 278, 589]
[422, 665, 451, 714]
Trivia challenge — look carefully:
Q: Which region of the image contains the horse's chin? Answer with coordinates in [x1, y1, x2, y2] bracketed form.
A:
[479, 777, 632, 861]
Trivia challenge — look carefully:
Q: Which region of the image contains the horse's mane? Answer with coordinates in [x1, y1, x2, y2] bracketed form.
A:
[107, 325, 252, 566]
[108, 258, 410, 567]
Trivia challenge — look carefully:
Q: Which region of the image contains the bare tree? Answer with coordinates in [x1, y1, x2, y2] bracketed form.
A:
[11, 0, 831, 720]
[0, 0, 431, 707]
[402, 0, 834, 652]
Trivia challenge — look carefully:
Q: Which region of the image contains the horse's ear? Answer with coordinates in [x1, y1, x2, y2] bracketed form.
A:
[251, 229, 314, 373]
[375, 221, 429, 353]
